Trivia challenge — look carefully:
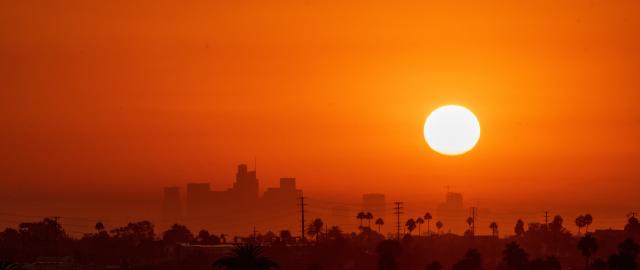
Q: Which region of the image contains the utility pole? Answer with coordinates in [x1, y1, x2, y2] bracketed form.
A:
[298, 196, 306, 243]
[470, 207, 477, 236]
[325, 223, 328, 240]
[544, 211, 549, 226]
[253, 226, 257, 242]
[393, 202, 403, 240]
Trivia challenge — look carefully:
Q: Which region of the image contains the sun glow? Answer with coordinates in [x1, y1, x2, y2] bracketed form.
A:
[424, 105, 481, 156]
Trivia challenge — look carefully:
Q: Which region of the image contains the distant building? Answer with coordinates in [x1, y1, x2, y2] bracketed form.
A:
[169, 164, 306, 235]
[229, 164, 259, 203]
[438, 192, 464, 211]
[162, 186, 181, 222]
[263, 178, 302, 206]
[186, 183, 211, 218]
[436, 191, 468, 234]
[362, 193, 386, 221]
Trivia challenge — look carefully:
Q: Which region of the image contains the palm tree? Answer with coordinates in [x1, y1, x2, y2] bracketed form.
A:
[375, 218, 385, 233]
[436, 221, 443, 234]
[357, 212, 365, 227]
[220, 234, 227, 243]
[424, 212, 433, 236]
[583, 214, 593, 233]
[95, 222, 105, 232]
[327, 226, 343, 241]
[575, 215, 586, 235]
[577, 234, 598, 270]
[489, 222, 499, 237]
[405, 218, 416, 235]
[307, 218, 324, 242]
[376, 240, 402, 270]
[514, 219, 525, 237]
[212, 244, 279, 270]
[415, 217, 424, 236]
[500, 242, 529, 270]
[466, 217, 474, 233]
[279, 230, 292, 244]
[365, 212, 374, 227]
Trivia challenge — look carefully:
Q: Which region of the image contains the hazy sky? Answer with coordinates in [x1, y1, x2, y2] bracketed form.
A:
[1, 1, 639, 231]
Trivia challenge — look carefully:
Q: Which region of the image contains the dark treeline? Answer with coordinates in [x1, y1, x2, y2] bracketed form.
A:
[0, 214, 639, 270]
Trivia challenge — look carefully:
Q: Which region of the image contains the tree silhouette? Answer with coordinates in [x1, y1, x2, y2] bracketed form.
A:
[435, 221, 443, 234]
[415, 217, 424, 236]
[583, 214, 593, 233]
[490, 222, 499, 237]
[220, 234, 227, 243]
[110, 220, 155, 244]
[426, 261, 442, 270]
[212, 244, 279, 270]
[327, 226, 343, 241]
[578, 233, 598, 270]
[549, 215, 565, 234]
[405, 219, 416, 235]
[263, 231, 277, 243]
[529, 256, 561, 270]
[365, 212, 374, 227]
[424, 212, 433, 236]
[279, 230, 292, 244]
[376, 240, 402, 270]
[500, 241, 529, 270]
[607, 238, 639, 270]
[624, 215, 640, 236]
[163, 224, 193, 244]
[375, 218, 385, 233]
[515, 219, 525, 237]
[453, 249, 482, 270]
[95, 222, 105, 233]
[198, 230, 218, 245]
[307, 218, 324, 242]
[590, 258, 607, 270]
[575, 215, 586, 235]
[357, 212, 365, 227]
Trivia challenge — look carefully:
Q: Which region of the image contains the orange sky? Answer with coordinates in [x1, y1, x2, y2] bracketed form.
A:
[1, 1, 639, 231]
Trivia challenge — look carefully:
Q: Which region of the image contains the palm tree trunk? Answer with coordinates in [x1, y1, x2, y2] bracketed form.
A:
[378, 224, 381, 233]
[427, 221, 430, 236]
[585, 256, 590, 270]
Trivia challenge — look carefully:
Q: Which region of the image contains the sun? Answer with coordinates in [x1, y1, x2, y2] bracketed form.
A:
[424, 105, 480, 156]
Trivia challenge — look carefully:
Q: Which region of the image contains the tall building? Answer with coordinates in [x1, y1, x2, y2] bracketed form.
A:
[362, 193, 386, 221]
[162, 186, 181, 222]
[229, 164, 259, 203]
[263, 178, 302, 206]
[167, 164, 305, 235]
[437, 191, 464, 211]
[436, 191, 467, 234]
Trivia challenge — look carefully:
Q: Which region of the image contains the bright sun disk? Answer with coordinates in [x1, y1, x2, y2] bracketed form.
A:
[424, 105, 480, 156]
